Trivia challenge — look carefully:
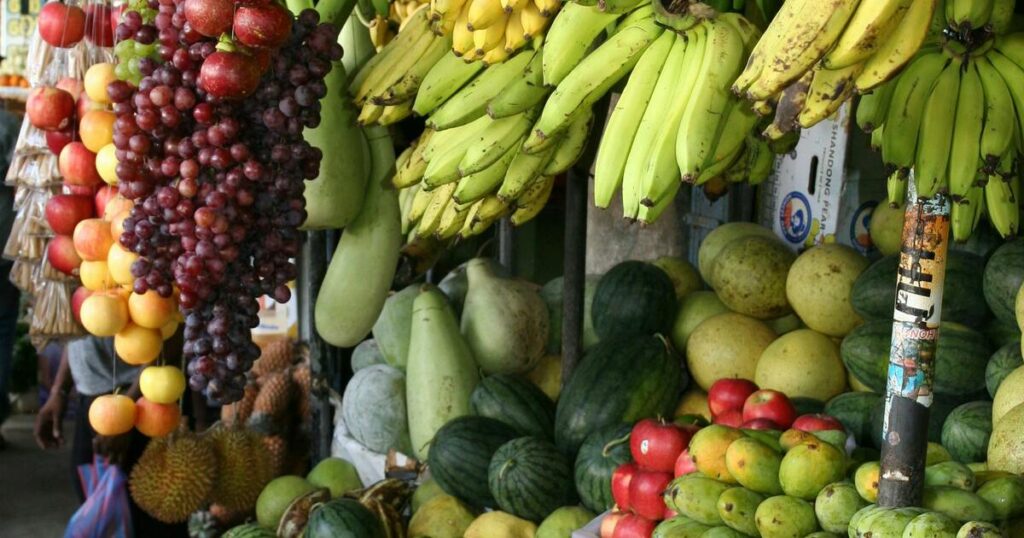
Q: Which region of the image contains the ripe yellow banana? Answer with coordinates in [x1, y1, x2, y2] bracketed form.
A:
[473, 15, 509, 54]
[521, 2, 548, 38]
[468, 0, 506, 29]
[510, 175, 555, 225]
[823, 0, 914, 69]
[504, 8, 527, 52]
[797, 63, 863, 128]
[854, 0, 938, 92]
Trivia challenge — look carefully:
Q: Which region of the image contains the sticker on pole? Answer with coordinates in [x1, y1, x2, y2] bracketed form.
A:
[887, 322, 937, 406]
[892, 196, 950, 327]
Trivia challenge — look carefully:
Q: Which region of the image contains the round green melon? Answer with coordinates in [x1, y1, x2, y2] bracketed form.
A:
[256, 476, 318, 528]
[983, 239, 1024, 324]
[223, 524, 275, 538]
[591, 261, 677, 340]
[427, 416, 519, 509]
[470, 374, 555, 440]
[304, 498, 384, 538]
[711, 236, 795, 320]
[488, 437, 576, 522]
[574, 423, 632, 513]
[670, 291, 731, 353]
[987, 341, 1023, 398]
[941, 401, 993, 464]
[697, 222, 777, 284]
[341, 364, 412, 454]
[539, 275, 600, 355]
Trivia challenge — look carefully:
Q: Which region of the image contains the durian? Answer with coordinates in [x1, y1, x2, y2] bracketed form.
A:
[208, 426, 274, 512]
[130, 429, 217, 523]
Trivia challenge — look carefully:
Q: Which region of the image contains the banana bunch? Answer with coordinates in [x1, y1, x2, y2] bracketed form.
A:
[429, 0, 562, 63]
[945, 0, 1020, 34]
[392, 47, 593, 239]
[859, 32, 1024, 240]
[584, 13, 773, 223]
[391, 0, 432, 27]
[350, 6, 452, 126]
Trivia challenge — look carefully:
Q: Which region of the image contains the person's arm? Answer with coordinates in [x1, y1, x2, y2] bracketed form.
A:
[34, 346, 72, 449]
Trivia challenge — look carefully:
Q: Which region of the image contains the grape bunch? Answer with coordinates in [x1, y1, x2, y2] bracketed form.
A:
[112, 0, 161, 84]
[110, 0, 341, 403]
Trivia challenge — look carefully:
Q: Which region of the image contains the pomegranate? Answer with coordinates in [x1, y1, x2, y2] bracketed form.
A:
[234, 3, 293, 49]
[183, 0, 234, 37]
[199, 49, 263, 99]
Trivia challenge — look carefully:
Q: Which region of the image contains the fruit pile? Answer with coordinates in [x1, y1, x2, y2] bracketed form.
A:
[107, 0, 341, 403]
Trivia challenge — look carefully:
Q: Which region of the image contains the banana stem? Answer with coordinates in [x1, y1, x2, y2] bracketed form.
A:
[316, 0, 360, 26]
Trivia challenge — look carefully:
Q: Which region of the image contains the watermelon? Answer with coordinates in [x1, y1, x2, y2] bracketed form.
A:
[470, 374, 556, 440]
[851, 252, 990, 328]
[941, 401, 993, 464]
[341, 364, 412, 454]
[986, 341, 1023, 398]
[984, 320, 1022, 350]
[304, 498, 384, 538]
[540, 275, 601, 354]
[574, 423, 632, 513]
[841, 321, 991, 396]
[554, 334, 684, 454]
[824, 391, 882, 446]
[224, 524, 275, 538]
[983, 239, 1024, 324]
[591, 261, 678, 340]
[427, 416, 519, 508]
[488, 437, 576, 522]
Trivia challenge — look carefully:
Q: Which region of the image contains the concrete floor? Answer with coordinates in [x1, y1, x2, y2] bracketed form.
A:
[0, 414, 79, 537]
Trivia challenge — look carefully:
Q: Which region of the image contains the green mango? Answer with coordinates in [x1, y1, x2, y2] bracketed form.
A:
[754, 495, 818, 538]
[925, 461, 977, 491]
[804, 533, 840, 538]
[699, 527, 745, 538]
[901, 511, 959, 538]
[665, 475, 731, 526]
[955, 521, 1003, 537]
[976, 476, 1024, 520]
[779, 441, 847, 500]
[923, 486, 997, 523]
[535, 506, 595, 538]
[811, 429, 849, 451]
[652, 516, 712, 538]
[716, 487, 764, 537]
[725, 437, 783, 495]
[741, 429, 784, 452]
[857, 507, 925, 537]
[848, 504, 882, 534]
[814, 482, 867, 534]
[927, 442, 953, 466]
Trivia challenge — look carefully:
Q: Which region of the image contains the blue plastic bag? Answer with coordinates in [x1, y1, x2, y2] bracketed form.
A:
[64, 457, 133, 538]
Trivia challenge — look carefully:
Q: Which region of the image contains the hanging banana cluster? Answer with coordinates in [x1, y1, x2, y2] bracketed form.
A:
[350, 7, 452, 126]
[734, 0, 1017, 138]
[858, 32, 1024, 241]
[587, 12, 775, 223]
[392, 47, 593, 239]
[429, 0, 565, 63]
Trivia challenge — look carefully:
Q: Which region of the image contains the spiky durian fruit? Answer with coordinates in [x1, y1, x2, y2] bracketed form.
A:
[208, 427, 274, 512]
[130, 430, 217, 523]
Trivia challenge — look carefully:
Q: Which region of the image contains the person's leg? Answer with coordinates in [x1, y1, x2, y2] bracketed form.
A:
[70, 393, 97, 504]
[0, 279, 20, 440]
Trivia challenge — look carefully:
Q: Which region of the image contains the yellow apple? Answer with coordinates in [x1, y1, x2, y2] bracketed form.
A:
[139, 365, 186, 404]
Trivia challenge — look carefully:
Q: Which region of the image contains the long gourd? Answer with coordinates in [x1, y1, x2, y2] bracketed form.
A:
[406, 286, 480, 459]
[314, 126, 401, 347]
[301, 60, 370, 230]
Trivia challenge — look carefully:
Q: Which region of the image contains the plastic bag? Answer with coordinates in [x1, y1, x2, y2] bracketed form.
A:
[64, 457, 134, 538]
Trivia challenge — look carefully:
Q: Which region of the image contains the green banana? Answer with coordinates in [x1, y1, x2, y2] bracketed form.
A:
[497, 141, 558, 201]
[422, 114, 491, 163]
[428, 50, 536, 129]
[377, 100, 414, 125]
[986, 47, 1024, 153]
[745, 136, 775, 185]
[888, 169, 907, 205]
[913, 59, 960, 198]
[854, 0, 938, 92]
[417, 182, 456, 237]
[592, 30, 674, 209]
[976, 56, 1016, 171]
[458, 110, 536, 176]
[880, 51, 948, 169]
[855, 80, 897, 132]
[948, 0, 994, 31]
[543, 108, 594, 176]
[798, 63, 863, 128]
[423, 117, 495, 188]
[510, 175, 555, 225]
[985, 173, 1020, 237]
[989, 0, 1016, 32]
[948, 63, 984, 197]
[541, 2, 620, 86]
[636, 177, 680, 225]
[599, 0, 647, 14]
[951, 185, 984, 242]
[523, 17, 663, 151]
[486, 51, 551, 119]
[822, 0, 914, 69]
[453, 142, 520, 204]
[377, 35, 452, 105]
[393, 130, 433, 189]
[701, 101, 758, 179]
[717, 11, 762, 52]
[413, 51, 485, 116]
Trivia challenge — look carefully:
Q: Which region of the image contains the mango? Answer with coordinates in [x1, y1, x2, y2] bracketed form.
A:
[652, 516, 711, 538]
[716, 487, 763, 537]
[464, 511, 537, 538]
[927, 442, 953, 466]
[955, 521, 1003, 537]
[974, 470, 1015, 488]
[925, 461, 976, 491]
[805, 533, 840, 538]
[847, 504, 881, 533]
[741, 429, 783, 452]
[725, 437, 783, 496]
[778, 440, 846, 500]
[968, 462, 989, 473]
[976, 476, 1024, 520]
[779, 428, 817, 451]
[856, 506, 925, 537]
[855, 461, 881, 503]
[408, 495, 476, 538]
[411, 479, 444, 514]
[753, 495, 818, 538]
[699, 527, 745, 537]
[901, 511, 959, 538]
[811, 429, 849, 451]
[665, 475, 731, 526]
[690, 425, 746, 483]
[814, 482, 867, 534]
[536, 506, 595, 538]
[923, 486, 997, 523]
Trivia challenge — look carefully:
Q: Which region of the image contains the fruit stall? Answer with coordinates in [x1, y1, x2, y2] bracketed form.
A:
[4, 0, 1024, 536]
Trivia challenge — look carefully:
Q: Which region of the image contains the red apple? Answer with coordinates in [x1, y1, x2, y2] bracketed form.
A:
[708, 378, 759, 418]
[628, 469, 672, 520]
[674, 449, 697, 477]
[38, 2, 86, 47]
[77, 94, 105, 119]
[611, 462, 638, 512]
[71, 286, 91, 324]
[714, 409, 744, 428]
[47, 235, 83, 275]
[741, 418, 781, 430]
[85, 3, 114, 47]
[612, 514, 657, 538]
[27, 87, 75, 131]
[56, 77, 84, 101]
[59, 142, 103, 187]
[46, 128, 76, 155]
[600, 512, 624, 538]
[792, 413, 845, 433]
[64, 183, 98, 196]
[94, 185, 118, 216]
[742, 389, 797, 429]
[630, 418, 690, 473]
[45, 194, 95, 235]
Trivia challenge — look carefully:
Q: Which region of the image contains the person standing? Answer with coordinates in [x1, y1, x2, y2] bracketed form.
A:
[0, 102, 24, 449]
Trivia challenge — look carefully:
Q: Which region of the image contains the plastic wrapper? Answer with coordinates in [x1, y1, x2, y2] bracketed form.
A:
[25, 29, 54, 87]
[9, 259, 34, 292]
[29, 279, 84, 348]
[12, 115, 48, 157]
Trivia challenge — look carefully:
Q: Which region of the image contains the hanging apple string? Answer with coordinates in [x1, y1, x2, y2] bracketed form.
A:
[110, 0, 341, 403]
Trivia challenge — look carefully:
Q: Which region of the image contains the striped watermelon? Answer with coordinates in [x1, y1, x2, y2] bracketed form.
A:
[471, 374, 555, 440]
[591, 261, 678, 340]
[983, 239, 1024, 324]
[224, 524, 275, 538]
[303, 498, 384, 538]
[941, 401, 993, 464]
[488, 437, 576, 522]
[986, 341, 1023, 398]
[428, 416, 519, 508]
[574, 423, 632, 513]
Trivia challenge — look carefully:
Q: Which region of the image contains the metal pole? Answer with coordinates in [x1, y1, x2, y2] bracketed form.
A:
[299, 230, 333, 464]
[561, 96, 609, 383]
[877, 179, 951, 507]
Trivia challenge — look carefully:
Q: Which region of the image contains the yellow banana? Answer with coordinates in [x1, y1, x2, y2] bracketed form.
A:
[498, 141, 557, 201]
[468, 0, 506, 29]
[407, 181, 434, 223]
[453, 141, 520, 204]
[534, 0, 559, 17]
[377, 100, 415, 125]
[473, 15, 508, 54]
[854, 0, 938, 92]
[520, 2, 548, 39]
[797, 63, 863, 128]
[510, 175, 555, 225]
[504, 8, 527, 52]
[822, 0, 914, 69]
[417, 182, 456, 237]
[436, 200, 471, 239]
